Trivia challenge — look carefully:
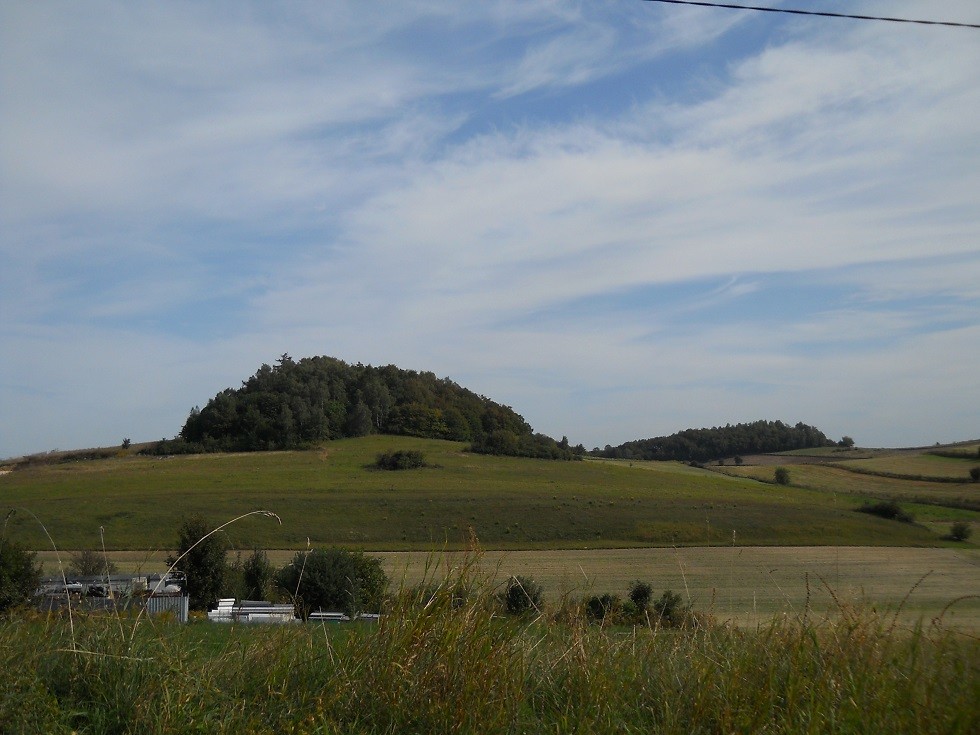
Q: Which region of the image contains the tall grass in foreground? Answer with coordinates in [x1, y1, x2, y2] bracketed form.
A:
[1, 574, 977, 734]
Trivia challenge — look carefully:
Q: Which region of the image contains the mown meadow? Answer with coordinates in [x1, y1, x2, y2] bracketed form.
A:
[4, 436, 974, 551]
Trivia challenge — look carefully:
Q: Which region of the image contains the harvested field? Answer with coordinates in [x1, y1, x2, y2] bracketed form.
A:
[374, 546, 980, 630]
[837, 453, 980, 480]
[39, 546, 980, 631]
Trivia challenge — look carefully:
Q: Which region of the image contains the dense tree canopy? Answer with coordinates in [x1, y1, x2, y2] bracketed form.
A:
[595, 420, 832, 462]
[275, 548, 388, 618]
[167, 515, 228, 611]
[145, 355, 579, 460]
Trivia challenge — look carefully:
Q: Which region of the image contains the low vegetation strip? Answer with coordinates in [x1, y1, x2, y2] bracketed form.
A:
[927, 443, 980, 460]
[830, 463, 975, 484]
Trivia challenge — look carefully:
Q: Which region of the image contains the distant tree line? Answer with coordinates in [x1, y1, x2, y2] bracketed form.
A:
[142, 355, 579, 461]
[470, 432, 585, 461]
[594, 420, 833, 462]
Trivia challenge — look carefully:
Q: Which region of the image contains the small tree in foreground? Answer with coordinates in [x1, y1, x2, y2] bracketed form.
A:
[167, 515, 229, 611]
[499, 575, 542, 615]
[275, 548, 388, 619]
[774, 467, 791, 485]
[0, 540, 42, 613]
[652, 589, 687, 626]
[628, 580, 654, 613]
[585, 593, 620, 622]
[242, 548, 274, 601]
[969, 467, 980, 483]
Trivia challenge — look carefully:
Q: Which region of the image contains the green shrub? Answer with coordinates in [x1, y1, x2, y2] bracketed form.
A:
[585, 593, 620, 622]
[652, 589, 688, 626]
[774, 467, 790, 485]
[969, 466, 980, 482]
[949, 521, 972, 542]
[856, 500, 914, 524]
[498, 575, 542, 615]
[275, 548, 388, 618]
[628, 580, 653, 612]
[375, 449, 427, 470]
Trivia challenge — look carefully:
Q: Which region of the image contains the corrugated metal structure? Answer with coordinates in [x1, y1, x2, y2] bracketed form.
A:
[145, 594, 189, 622]
[37, 573, 189, 623]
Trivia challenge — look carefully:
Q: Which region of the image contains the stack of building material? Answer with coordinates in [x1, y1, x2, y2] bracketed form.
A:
[207, 598, 236, 622]
[207, 599, 296, 623]
[307, 611, 380, 623]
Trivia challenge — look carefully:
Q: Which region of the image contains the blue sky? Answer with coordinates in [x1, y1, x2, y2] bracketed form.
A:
[1, 1, 978, 458]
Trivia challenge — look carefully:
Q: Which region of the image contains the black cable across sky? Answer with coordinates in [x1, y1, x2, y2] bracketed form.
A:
[642, 0, 980, 29]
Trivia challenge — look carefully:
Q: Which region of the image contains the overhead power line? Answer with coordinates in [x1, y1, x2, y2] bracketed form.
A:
[642, 0, 980, 29]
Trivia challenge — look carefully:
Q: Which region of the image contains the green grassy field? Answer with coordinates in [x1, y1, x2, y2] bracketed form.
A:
[2, 578, 977, 733]
[1, 436, 965, 551]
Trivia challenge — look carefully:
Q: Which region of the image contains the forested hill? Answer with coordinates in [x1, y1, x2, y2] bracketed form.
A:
[146, 355, 580, 460]
[595, 420, 833, 462]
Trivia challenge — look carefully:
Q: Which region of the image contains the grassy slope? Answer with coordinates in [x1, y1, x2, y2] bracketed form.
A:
[0, 435, 959, 551]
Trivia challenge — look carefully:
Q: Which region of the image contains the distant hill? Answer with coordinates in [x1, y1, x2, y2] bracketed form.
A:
[595, 420, 834, 463]
[145, 355, 580, 460]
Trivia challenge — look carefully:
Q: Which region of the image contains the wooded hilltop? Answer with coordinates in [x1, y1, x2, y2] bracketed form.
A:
[144, 354, 582, 460]
[142, 354, 834, 462]
[595, 420, 833, 462]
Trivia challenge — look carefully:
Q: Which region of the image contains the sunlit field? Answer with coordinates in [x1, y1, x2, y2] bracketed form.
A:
[5, 437, 971, 551]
